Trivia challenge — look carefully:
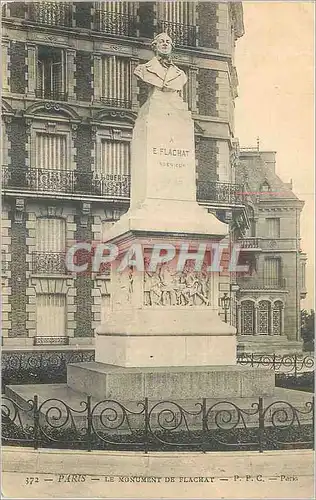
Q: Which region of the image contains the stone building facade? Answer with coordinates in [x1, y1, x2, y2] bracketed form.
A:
[1, 1, 306, 357]
[235, 147, 307, 353]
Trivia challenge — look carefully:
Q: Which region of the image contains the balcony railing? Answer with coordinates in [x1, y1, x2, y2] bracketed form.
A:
[94, 10, 137, 36]
[99, 97, 132, 109]
[237, 278, 287, 290]
[157, 20, 198, 47]
[238, 238, 260, 249]
[32, 252, 68, 275]
[3, 168, 250, 206]
[28, 3, 72, 27]
[196, 181, 246, 205]
[35, 89, 68, 101]
[2, 167, 131, 199]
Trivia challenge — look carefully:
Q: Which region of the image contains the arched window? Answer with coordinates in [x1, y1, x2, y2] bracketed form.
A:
[258, 300, 271, 335]
[272, 301, 283, 335]
[241, 300, 255, 335]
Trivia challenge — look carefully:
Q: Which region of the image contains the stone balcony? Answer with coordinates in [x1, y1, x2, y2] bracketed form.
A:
[237, 277, 287, 291]
[238, 238, 299, 252]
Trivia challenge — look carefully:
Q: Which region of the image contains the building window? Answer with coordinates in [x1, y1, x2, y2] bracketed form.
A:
[94, 137, 130, 197]
[258, 300, 270, 334]
[35, 132, 68, 170]
[28, 130, 75, 193]
[260, 181, 270, 192]
[240, 300, 255, 335]
[29, 2, 72, 27]
[100, 56, 131, 108]
[266, 218, 280, 238]
[263, 258, 281, 288]
[272, 301, 283, 335]
[36, 46, 67, 100]
[33, 218, 67, 274]
[157, 2, 197, 46]
[94, 2, 136, 36]
[36, 293, 67, 336]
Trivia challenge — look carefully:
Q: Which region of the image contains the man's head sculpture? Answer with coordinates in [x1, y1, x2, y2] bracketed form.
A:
[151, 33, 174, 57]
[133, 32, 187, 92]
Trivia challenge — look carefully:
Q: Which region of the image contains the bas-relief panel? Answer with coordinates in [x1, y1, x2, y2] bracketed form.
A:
[143, 264, 211, 307]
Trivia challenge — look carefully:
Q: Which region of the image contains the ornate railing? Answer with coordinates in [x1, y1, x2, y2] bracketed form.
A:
[94, 11, 137, 36]
[33, 337, 69, 346]
[35, 89, 68, 101]
[2, 168, 131, 199]
[2, 350, 94, 384]
[238, 238, 260, 249]
[2, 395, 314, 452]
[99, 97, 132, 109]
[28, 2, 72, 27]
[157, 21, 198, 47]
[196, 181, 246, 205]
[237, 277, 287, 290]
[32, 251, 68, 275]
[237, 353, 314, 376]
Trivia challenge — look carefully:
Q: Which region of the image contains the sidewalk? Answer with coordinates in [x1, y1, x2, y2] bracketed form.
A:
[2, 447, 314, 499]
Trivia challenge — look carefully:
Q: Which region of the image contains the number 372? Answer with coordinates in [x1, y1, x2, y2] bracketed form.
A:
[25, 477, 39, 485]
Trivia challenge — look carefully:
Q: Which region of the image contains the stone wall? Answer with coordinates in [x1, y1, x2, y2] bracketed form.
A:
[75, 51, 93, 101]
[9, 41, 26, 94]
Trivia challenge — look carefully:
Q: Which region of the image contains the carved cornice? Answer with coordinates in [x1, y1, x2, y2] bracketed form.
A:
[23, 102, 81, 122]
[91, 108, 137, 125]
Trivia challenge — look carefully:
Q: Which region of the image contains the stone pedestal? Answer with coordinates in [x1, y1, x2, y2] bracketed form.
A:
[67, 363, 275, 400]
[95, 89, 235, 370]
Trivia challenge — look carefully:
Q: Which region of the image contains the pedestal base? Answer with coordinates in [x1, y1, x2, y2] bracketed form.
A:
[96, 307, 236, 367]
[67, 362, 275, 400]
[96, 334, 236, 367]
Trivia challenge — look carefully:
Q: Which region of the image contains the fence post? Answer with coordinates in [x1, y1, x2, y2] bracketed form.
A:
[201, 398, 207, 453]
[294, 353, 298, 378]
[144, 397, 149, 454]
[258, 397, 264, 453]
[251, 353, 254, 367]
[272, 353, 276, 370]
[86, 395, 92, 452]
[33, 394, 39, 450]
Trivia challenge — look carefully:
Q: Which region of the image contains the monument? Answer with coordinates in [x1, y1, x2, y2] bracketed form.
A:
[6, 34, 275, 404]
[66, 33, 275, 400]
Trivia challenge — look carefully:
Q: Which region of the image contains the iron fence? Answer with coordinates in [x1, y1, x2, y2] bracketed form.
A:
[2, 395, 313, 453]
[99, 97, 132, 109]
[94, 11, 137, 37]
[196, 181, 246, 205]
[157, 21, 198, 47]
[2, 167, 131, 198]
[237, 353, 314, 377]
[32, 251, 68, 275]
[1, 350, 95, 389]
[28, 2, 72, 27]
[35, 89, 68, 101]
